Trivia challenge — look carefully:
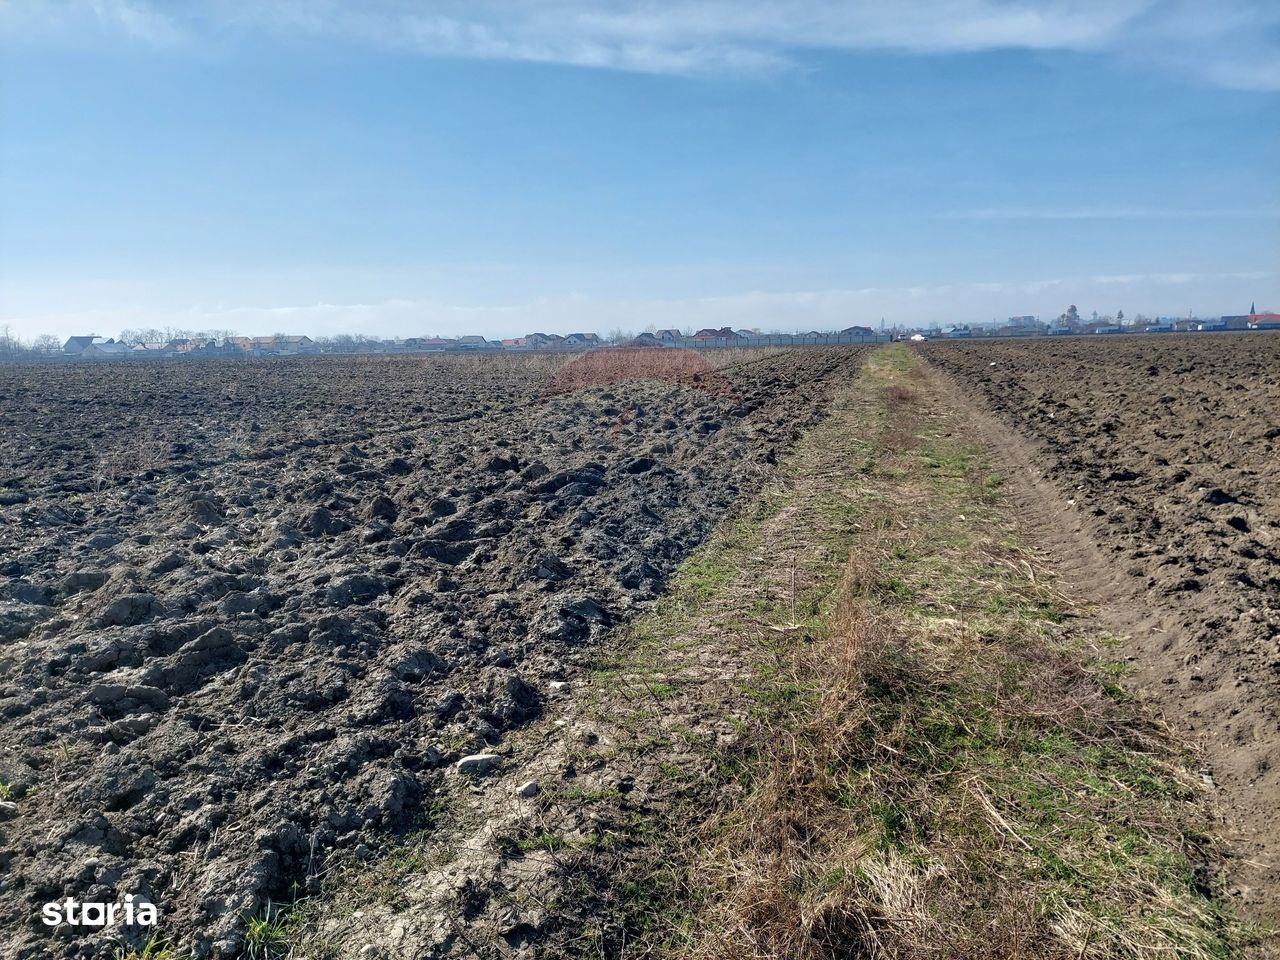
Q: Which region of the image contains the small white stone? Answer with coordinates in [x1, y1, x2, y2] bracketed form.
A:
[517, 781, 539, 798]
[456, 753, 501, 775]
[548, 681, 570, 694]
[360, 946, 380, 959]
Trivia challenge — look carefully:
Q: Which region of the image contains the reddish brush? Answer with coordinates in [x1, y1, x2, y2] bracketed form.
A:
[542, 347, 740, 401]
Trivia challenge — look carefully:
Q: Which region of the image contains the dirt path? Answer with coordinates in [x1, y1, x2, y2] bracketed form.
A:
[920, 353, 1280, 933]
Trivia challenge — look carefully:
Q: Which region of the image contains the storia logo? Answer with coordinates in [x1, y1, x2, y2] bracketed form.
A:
[42, 894, 158, 927]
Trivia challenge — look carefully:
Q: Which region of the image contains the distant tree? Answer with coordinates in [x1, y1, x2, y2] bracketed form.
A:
[1065, 305, 1080, 324]
[119, 328, 165, 345]
[32, 334, 61, 354]
[1116, 309, 1124, 322]
[0, 324, 19, 357]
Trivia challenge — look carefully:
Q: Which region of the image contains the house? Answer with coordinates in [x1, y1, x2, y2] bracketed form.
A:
[944, 327, 973, 338]
[131, 342, 171, 355]
[418, 337, 458, 351]
[1195, 319, 1227, 332]
[1248, 312, 1280, 330]
[63, 335, 107, 356]
[457, 335, 497, 350]
[563, 333, 602, 346]
[525, 332, 569, 349]
[225, 337, 254, 353]
[80, 340, 132, 359]
[733, 329, 757, 339]
[501, 337, 528, 349]
[1221, 315, 1251, 330]
[690, 327, 741, 341]
[1087, 323, 1122, 334]
[654, 329, 683, 342]
[278, 335, 316, 354]
[840, 325, 876, 337]
[630, 332, 662, 347]
[249, 335, 315, 355]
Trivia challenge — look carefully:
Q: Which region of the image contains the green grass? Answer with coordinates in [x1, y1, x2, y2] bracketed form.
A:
[113, 936, 180, 960]
[244, 901, 294, 960]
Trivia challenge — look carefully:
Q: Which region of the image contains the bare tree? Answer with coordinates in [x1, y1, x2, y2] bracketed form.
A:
[0, 324, 20, 357]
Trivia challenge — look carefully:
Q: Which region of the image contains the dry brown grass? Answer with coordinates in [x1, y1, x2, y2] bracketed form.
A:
[542, 347, 739, 400]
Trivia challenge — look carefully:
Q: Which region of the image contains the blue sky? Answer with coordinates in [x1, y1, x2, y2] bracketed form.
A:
[1, 1, 1277, 340]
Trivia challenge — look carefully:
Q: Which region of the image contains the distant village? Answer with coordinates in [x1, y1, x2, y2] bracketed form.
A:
[43, 325, 887, 360]
[3, 304, 1278, 361]
[936, 303, 1280, 339]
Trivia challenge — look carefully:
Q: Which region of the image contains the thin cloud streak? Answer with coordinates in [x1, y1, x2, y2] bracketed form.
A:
[4, 0, 1278, 90]
[937, 207, 1280, 221]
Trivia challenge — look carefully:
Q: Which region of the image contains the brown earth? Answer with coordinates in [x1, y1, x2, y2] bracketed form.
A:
[0, 347, 867, 959]
[921, 333, 1280, 927]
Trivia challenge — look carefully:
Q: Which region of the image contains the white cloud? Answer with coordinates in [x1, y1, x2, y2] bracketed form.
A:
[3, 0, 1278, 90]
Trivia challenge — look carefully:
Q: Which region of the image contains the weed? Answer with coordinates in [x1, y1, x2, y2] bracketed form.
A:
[113, 936, 178, 960]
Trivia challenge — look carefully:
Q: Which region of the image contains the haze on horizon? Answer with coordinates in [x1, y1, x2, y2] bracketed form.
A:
[1, 0, 1278, 343]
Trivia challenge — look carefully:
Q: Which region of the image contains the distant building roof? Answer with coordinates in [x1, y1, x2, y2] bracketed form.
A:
[63, 335, 101, 353]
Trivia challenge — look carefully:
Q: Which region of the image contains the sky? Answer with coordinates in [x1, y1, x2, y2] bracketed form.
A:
[1, 0, 1278, 342]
